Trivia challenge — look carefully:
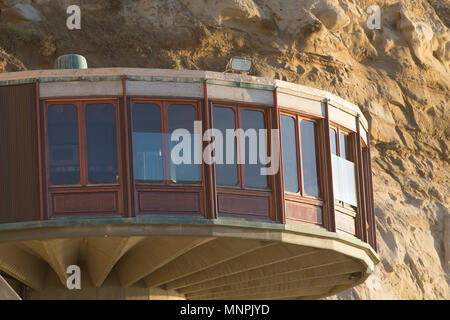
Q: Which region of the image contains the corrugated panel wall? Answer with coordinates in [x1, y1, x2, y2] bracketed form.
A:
[0, 83, 41, 223]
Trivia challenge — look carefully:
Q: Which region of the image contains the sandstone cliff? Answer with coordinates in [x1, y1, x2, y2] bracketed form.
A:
[0, 0, 448, 299]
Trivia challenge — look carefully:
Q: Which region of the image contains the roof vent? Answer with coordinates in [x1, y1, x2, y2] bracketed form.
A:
[54, 54, 88, 69]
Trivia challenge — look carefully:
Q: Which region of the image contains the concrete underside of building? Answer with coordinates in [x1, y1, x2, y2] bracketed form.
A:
[0, 218, 378, 300]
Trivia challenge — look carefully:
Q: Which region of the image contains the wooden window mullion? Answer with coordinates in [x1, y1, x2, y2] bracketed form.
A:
[79, 102, 88, 186]
[336, 128, 341, 157]
[296, 116, 304, 196]
[235, 106, 244, 189]
[161, 102, 170, 185]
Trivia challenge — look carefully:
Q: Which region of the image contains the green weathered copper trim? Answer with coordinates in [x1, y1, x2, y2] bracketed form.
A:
[126, 75, 205, 83]
[0, 215, 379, 264]
[38, 76, 124, 83]
[0, 78, 37, 86]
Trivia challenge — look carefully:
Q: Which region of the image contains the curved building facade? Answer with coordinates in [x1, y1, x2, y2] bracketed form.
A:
[0, 68, 378, 300]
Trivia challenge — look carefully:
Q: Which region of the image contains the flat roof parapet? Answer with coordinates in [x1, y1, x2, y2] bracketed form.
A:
[0, 68, 368, 128]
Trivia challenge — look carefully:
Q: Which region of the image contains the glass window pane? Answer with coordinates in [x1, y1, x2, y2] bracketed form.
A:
[340, 132, 350, 160]
[85, 104, 118, 183]
[332, 154, 357, 206]
[213, 106, 238, 186]
[132, 104, 163, 181]
[330, 128, 337, 155]
[300, 120, 320, 197]
[47, 105, 80, 185]
[280, 115, 299, 192]
[242, 110, 267, 188]
[168, 104, 200, 182]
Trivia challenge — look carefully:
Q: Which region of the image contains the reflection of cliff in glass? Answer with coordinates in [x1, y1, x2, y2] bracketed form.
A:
[47, 104, 80, 185]
[300, 120, 319, 197]
[85, 104, 118, 183]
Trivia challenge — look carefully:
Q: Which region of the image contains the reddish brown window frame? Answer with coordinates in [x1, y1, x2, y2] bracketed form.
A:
[330, 124, 352, 160]
[330, 123, 357, 211]
[211, 103, 272, 191]
[42, 98, 125, 219]
[43, 98, 123, 188]
[129, 98, 203, 186]
[280, 111, 324, 206]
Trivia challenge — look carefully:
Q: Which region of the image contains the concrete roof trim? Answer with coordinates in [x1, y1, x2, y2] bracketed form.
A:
[0, 68, 368, 125]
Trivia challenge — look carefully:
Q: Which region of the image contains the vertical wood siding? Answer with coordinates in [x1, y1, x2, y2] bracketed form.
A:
[0, 83, 40, 223]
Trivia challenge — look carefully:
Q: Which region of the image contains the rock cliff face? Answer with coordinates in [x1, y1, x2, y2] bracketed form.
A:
[0, 0, 448, 299]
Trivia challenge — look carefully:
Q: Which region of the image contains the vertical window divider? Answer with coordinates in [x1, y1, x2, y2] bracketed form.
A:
[235, 106, 244, 189]
[366, 133, 377, 251]
[35, 80, 44, 220]
[274, 88, 285, 224]
[128, 98, 139, 216]
[161, 102, 170, 185]
[324, 100, 336, 232]
[267, 108, 277, 222]
[356, 117, 368, 243]
[122, 78, 132, 217]
[114, 99, 123, 192]
[353, 128, 363, 240]
[78, 102, 88, 186]
[336, 127, 341, 157]
[318, 118, 330, 230]
[203, 80, 216, 219]
[296, 116, 304, 197]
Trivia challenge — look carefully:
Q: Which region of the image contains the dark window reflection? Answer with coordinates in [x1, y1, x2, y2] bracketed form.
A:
[280, 115, 299, 192]
[85, 104, 118, 183]
[47, 105, 80, 185]
[168, 104, 200, 182]
[213, 106, 238, 186]
[242, 110, 267, 188]
[132, 104, 163, 181]
[300, 120, 319, 197]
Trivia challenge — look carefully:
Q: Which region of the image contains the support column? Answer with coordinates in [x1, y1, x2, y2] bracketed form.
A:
[323, 100, 336, 232]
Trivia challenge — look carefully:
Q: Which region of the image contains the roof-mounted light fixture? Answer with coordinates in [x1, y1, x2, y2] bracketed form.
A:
[224, 57, 253, 74]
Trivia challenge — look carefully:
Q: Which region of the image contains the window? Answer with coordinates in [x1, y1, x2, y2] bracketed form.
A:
[213, 106, 238, 186]
[242, 110, 267, 188]
[131, 101, 201, 184]
[280, 113, 321, 199]
[212, 105, 268, 189]
[46, 102, 119, 186]
[47, 105, 80, 185]
[330, 125, 357, 207]
[132, 104, 163, 181]
[330, 126, 351, 160]
[86, 104, 118, 183]
[280, 115, 299, 192]
[330, 128, 337, 155]
[339, 132, 350, 160]
[300, 120, 319, 197]
[168, 104, 200, 182]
